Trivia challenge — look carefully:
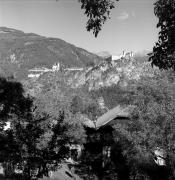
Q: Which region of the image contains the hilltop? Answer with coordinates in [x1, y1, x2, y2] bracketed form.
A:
[23, 49, 162, 110]
[0, 27, 164, 110]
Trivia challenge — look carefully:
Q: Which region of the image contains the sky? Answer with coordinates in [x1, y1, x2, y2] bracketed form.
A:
[0, 0, 159, 55]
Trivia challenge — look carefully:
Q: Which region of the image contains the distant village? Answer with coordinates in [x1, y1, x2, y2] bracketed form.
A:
[28, 63, 61, 78]
[111, 51, 133, 61]
[28, 63, 84, 78]
[27, 50, 134, 78]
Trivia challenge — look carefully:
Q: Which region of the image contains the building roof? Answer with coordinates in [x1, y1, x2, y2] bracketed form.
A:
[95, 105, 133, 129]
[82, 105, 134, 129]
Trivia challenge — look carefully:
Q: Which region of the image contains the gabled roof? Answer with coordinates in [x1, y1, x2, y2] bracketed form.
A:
[95, 105, 133, 129]
[82, 105, 134, 129]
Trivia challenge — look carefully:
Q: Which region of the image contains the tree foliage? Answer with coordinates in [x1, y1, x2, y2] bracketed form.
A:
[149, 0, 175, 70]
[114, 76, 175, 179]
[0, 76, 89, 179]
[79, 0, 118, 37]
[91, 85, 133, 109]
[78, 0, 175, 70]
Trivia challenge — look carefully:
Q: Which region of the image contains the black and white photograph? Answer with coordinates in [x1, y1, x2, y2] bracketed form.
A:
[0, 0, 175, 179]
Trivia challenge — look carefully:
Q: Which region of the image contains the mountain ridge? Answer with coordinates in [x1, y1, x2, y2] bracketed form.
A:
[0, 27, 102, 79]
[0, 27, 162, 110]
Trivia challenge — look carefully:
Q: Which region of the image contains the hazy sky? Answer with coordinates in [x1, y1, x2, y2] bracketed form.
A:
[0, 0, 159, 54]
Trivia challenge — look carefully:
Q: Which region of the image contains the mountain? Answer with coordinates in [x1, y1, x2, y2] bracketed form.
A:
[24, 52, 160, 95]
[0, 27, 163, 110]
[95, 51, 111, 59]
[63, 56, 160, 90]
[0, 27, 102, 79]
[22, 52, 163, 112]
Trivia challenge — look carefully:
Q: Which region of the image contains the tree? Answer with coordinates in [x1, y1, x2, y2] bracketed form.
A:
[114, 76, 175, 179]
[79, 0, 175, 70]
[149, 0, 175, 70]
[0, 77, 40, 177]
[0, 76, 87, 179]
[32, 81, 88, 162]
[79, 0, 118, 37]
[91, 85, 134, 109]
[78, 0, 175, 70]
[79, 0, 175, 71]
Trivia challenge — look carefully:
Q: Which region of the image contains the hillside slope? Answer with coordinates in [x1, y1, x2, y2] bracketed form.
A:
[0, 27, 102, 79]
[62, 56, 159, 90]
[24, 54, 160, 96]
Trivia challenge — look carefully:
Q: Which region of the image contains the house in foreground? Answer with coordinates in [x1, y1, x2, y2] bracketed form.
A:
[81, 105, 170, 179]
[83, 105, 132, 155]
[80, 105, 133, 179]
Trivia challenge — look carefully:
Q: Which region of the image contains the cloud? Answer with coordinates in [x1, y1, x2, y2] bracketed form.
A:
[117, 11, 129, 20]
